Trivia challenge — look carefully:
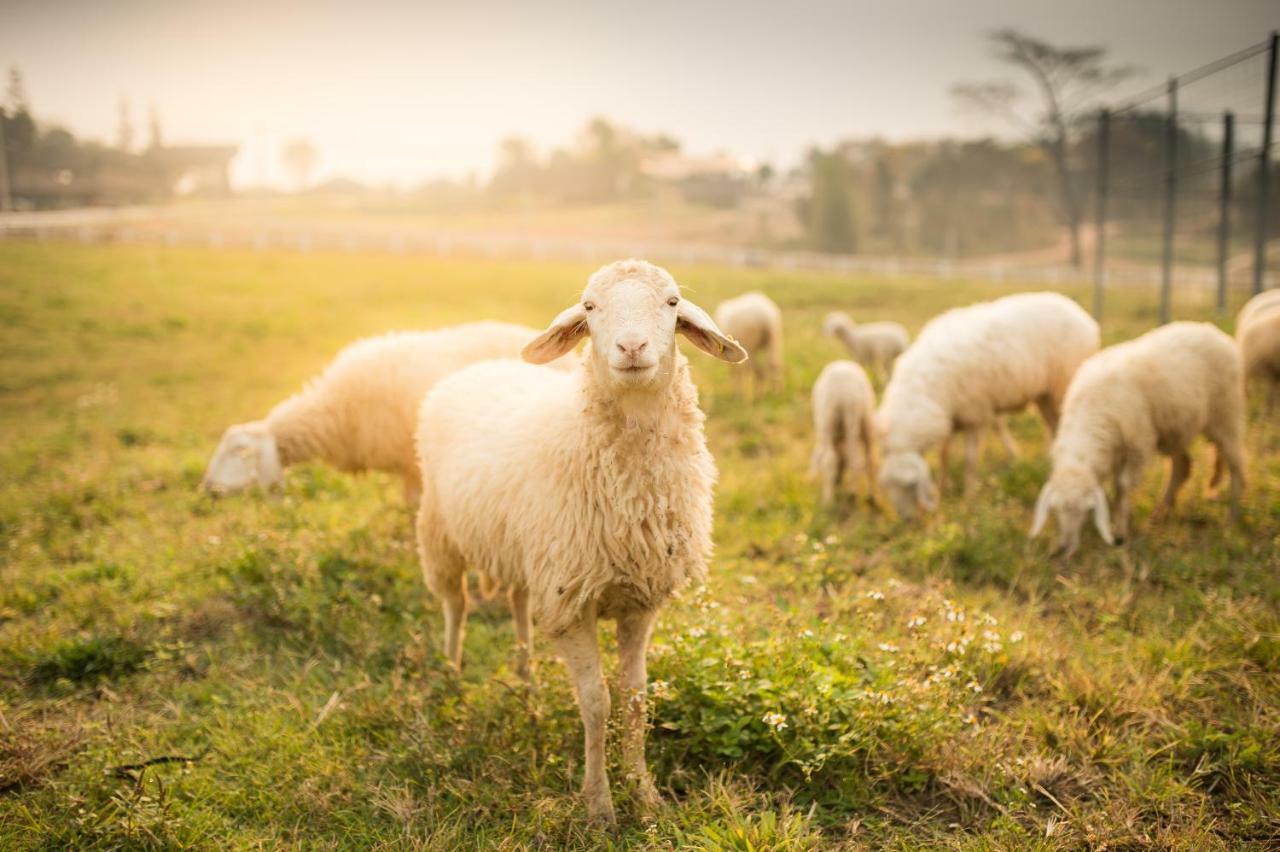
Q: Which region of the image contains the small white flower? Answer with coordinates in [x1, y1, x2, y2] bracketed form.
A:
[982, 614, 998, 626]
[865, 590, 885, 601]
[207, 535, 221, 545]
[649, 680, 673, 700]
[762, 711, 788, 731]
[688, 627, 706, 638]
[967, 680, 983, 693]
[1009, 630, 1024, 644]
[792, 533, 808, 544]
[824, 534, 839, 545]
[907, 616, 927, 629]
[741, 575, 758, 585]
[878, 642, 899, 654]
[802, 629, 815, 639]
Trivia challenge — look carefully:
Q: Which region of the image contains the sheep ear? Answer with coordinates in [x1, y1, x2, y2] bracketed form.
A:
[677, 299, 748, 363]
[1030, 483, 1053, 537]
[917, 475, 939, 512]
[523, 304, 588, 364]
[1090, 485, 1114, 545]
[257, 433, 283, 488]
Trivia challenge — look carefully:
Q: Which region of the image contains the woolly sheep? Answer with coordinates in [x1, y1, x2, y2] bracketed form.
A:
[1236, 290, 1280, 406]
[810, 360, 877, 506]
[823, 311, 909, 376]
[1031, 322, 1245, 556]
[414, 260, 747, 823]
[714, 291, 783, 398]
[876, 292, 1100, 520]
[202, 323, 567, 501]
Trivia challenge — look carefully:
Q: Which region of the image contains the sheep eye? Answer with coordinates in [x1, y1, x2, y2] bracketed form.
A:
[667, 297, 679, 307]
[583, 302, 595, 312]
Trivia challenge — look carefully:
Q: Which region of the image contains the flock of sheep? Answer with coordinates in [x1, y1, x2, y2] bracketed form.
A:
[201, 261, 1279, 823]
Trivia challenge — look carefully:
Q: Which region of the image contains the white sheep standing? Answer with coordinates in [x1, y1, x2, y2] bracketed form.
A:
[1236, 289, 1280, 408]
[714, 291, 783, 398]
[414, 260, 747, 823]
[810, 360, 877, 506]
[876, 292, 1100, 520]
[202, 323, 566, 501]
[823, 311, 909, 377]
[1031, 322, 1246, 556]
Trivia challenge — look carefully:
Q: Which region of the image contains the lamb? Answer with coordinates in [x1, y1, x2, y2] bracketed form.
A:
[1031, 322, 1246, 556]
[202, 323, 567, 501]
[810, 360, 877, 506]
[413, 260, 747, 823]
[823, 311, 909, 376]
[876, 292, 1100, 520]
[1236, 289, 1280, 407]
[713, 291, 783, 398]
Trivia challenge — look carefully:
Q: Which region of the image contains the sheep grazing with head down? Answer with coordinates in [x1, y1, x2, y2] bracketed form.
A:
[823, 311, 909, 377]
[1236, 289, 1280, 407]
[713, 291, 783, 398]
[202, 323, 566, 501]
[413, 260, 747, 823]
[876, 292, 1099, 520]
[1031, 322, 1246, 556]
[810, 360, 877, 506]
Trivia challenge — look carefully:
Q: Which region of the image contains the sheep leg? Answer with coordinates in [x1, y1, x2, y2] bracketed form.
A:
[1114, 459, 1144, 541]
[963, 429, 981, 497]
[816, 446, 837, 506]
[1154, 451, 1191, 521]
[555, 612, 615, 825]
[509, 585, 532, 681]
[995, 418, 1020, 459]
[1211, 436, 1246, 522]
[861, 417, 878, 503]
[438, 571, 468, 670]
[617, 608, 661, 810]
[938, 435, 953, 497]
[1034, 395, 1060, 440]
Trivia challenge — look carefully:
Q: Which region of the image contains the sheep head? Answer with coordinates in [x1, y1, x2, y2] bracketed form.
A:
[877, 451, 938, 521]
[201, 421, 283, 495]
[522, 259, 747, 392]
[1030, 465, 1113, 557]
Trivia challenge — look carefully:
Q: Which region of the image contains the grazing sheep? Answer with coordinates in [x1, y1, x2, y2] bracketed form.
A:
[202, 323, 566, 500]
[876, 292, 1100, 520]
[810, 360, 877, 506]
[1236, 290, 1280, 407]
[823, 311, 909, 376]
[1031, 322, 1246, 556]
[714, 291, 783, 398]
[414, 260, 747, 823]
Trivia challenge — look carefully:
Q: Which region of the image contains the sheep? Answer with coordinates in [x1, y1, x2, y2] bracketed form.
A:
[876, 292, 1100, 520]
[810, 360, 877, 506]
[413, 260, 747, 823]
[1031, 322, 1246, 556]
[1236, 289, 1280, 408]
[823, 311, 909, 377]
[202, 323, 567, 501]
[713, 291, 783, 398]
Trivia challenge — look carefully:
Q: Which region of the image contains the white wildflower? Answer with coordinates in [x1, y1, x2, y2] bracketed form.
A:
[865, 590, 885, 601]
[878, 642, 899, 654]
[762, 711, 788, 731]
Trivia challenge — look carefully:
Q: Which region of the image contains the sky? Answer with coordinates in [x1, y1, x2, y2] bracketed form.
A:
[1, 0, 1276, 189]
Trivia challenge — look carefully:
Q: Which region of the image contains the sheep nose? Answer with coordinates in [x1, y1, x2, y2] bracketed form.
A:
[616, 338, 648, 358]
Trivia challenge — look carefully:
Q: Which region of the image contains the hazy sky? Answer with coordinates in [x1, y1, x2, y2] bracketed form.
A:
[1, 0, 1275, 188]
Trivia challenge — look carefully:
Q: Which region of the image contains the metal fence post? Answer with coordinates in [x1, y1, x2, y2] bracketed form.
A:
[1218, 111, 1234, 312]
[1253, 31, 1278, 295]
[1160, 77, 1178, 324]
[1093, 108, 1110, 321]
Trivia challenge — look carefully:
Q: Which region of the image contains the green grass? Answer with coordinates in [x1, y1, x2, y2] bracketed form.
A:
[1, 242, 1277, 849]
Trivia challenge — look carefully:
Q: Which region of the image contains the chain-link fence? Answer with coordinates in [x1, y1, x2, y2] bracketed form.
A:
[1093, 34, 1277, 321]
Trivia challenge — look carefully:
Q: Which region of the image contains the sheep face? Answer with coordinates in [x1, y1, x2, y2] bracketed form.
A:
[523, 260, 747, 388]
[201, 422, 283, 494]
[878, 451, 937, 520]
[1030, 468, 1113, 556]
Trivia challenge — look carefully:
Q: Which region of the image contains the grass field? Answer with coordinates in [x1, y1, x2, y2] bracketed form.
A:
[1, 242, 1277, 849]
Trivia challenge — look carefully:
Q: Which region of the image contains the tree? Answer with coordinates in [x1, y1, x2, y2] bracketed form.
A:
[116, 98, 134, 153]
[953, 29, 1133, 266]
[281, 138, 318, 190]
[799, 147, 859, 253]
[148, 105, 164, 150]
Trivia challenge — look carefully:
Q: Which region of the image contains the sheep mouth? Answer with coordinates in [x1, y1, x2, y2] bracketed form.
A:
[611, 363, 657, 375]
